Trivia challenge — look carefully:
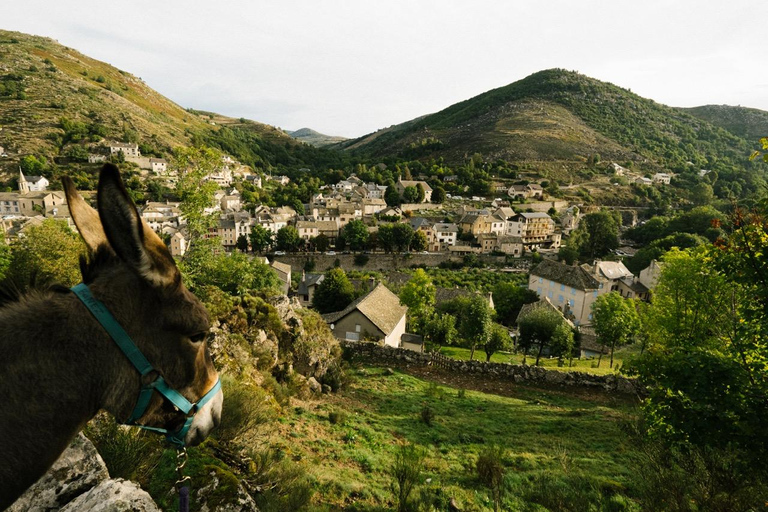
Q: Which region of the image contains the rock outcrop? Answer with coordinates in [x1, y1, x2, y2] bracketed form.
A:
[9, 433, 160, 512]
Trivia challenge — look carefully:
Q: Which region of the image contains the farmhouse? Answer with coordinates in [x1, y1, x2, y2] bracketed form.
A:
[323, 283, 407, 347]
[395, 177, 433, 203]
[529, 259, 604, 326]
[108, 142, 140, 157]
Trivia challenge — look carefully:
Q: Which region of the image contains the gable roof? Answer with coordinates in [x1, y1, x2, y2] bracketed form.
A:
[323, 283, 406, 335]
[516, 297, 575, 328]
[297, 273, 324, 295]
[592, 261, 633, 281]
[530, 259, 601, 291]
[270, 260, 292, 277]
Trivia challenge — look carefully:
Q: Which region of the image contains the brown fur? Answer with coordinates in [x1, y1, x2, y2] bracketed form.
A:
[0, 165, 219, 509]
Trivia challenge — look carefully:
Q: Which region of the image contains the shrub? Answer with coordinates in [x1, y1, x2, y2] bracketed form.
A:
[457, 388, 467, 399]
[214, 375, 276, 443]
[328, 410, 348, 425]
[420, 405, 435, 426]
[321, 360, 351, 392]
[477, 445, 506, 511]
[83, 414, 161, 480]
[391, 444, 426, 512]
[353, 253, 369, 266]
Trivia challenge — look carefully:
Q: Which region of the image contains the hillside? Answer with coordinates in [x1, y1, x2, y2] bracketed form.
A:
[0, 30, 340, 176]
[339, 69, 758, 173]
[685, 104, 768, 142]
[288, 127, 348, 147]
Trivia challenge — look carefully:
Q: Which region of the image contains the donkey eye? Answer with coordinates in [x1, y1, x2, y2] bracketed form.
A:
[189, 332, 208, 343]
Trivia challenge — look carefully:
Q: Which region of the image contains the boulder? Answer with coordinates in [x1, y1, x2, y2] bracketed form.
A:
[60, 479, 159, 512]
[307, 376, 322, 394]
[196, 468, 259, 512]
[9, 433, 109, 511]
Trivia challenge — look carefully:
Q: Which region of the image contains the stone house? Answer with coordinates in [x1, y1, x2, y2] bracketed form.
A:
[270, 260, 292, 294]
[653, 173, 672, 185]
[108, 142, 140, 157]
[395, 178, 432, 203]
[432, 223, 458, 251]
[323, 283, 407, 347]
[507, 184, 544, 200]
[296, 220, 319, 241]
[297, 273, 324, 306]
[529, 259, 606, 326]
[150, 158, 168, 174]
[169, 231, 188, 257]
[18, 170, 49, 193]
[508, 212, 559, 250]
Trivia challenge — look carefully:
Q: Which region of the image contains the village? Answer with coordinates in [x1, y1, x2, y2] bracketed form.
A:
[0, 141, 667, 361]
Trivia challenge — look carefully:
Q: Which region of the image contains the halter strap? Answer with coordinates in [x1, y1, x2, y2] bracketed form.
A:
[71, 283, 220, 447]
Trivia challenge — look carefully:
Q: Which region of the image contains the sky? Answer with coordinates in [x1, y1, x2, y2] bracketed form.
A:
[3, 1, 767, 138]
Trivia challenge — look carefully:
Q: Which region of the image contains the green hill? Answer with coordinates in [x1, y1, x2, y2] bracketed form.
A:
[339, 69, 759, 173]
[685, 104, 768, 142]
[0, 30, 345, 176]
[287, 127, 347, 147]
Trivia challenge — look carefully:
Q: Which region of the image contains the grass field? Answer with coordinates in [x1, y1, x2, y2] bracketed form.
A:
[277, 365, 641, 511]
[438, 346, 636, 376]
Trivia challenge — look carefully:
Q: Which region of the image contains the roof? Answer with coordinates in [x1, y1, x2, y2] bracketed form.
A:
[593, 261, 633, 280]
[530, 259, 601, 291]
[516, 212, 552, 219]
[271, 260, 292, 277]
[398, 180, 433, 192]
[323, 283, 407, 336]
[25, 175, 46, 183]
[297, 273, 324, 295]
[433, 223, 458, 233]
[516, 297, 575, 328]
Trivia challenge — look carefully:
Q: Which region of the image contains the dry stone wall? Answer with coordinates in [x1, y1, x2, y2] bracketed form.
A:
[343, 342, 644, 395]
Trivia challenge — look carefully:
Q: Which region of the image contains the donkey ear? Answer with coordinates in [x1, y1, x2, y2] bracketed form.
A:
[62, 176, 109, 253]
[96, 164, 179, 287]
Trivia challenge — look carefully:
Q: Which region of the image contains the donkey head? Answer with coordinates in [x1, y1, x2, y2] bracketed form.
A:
[63, 164, 222, 446]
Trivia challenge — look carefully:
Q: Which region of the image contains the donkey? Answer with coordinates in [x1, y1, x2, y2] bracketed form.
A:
[0, 164, 223, 509]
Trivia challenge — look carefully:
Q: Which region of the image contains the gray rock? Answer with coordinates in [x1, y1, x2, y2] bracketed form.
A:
[307, 376, 322, 394]
[9, 433, 109, 512]
[60, 479, 159, 512]
[196, 469, 258, 512]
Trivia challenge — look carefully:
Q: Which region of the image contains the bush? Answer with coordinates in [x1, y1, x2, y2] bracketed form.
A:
[214, 375, 277, 443]
[390, 444, 426, 512]
[321, 360, 351, 392]
[83, 414, 161, 480]
[328, 410, 348, 425]
[477, 445, 506, 511]
[420, 405, 435, 426]
[353, 253, 369, 266]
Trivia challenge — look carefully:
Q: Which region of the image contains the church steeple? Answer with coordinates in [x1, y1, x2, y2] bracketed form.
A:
[18, 167, 29, 194]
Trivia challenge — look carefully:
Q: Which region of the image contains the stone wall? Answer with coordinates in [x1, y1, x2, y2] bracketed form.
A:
[342, 342, 644, 395]
[273, 252, 513, 273]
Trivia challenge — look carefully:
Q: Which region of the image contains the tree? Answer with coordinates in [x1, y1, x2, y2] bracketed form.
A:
[403, 186, 419, 203]
[0, 237, 10, 281]
[312, 268, 355, 314]
[484, 323, 512, 362]
[576, 211, 620, 260]
[517, 306, 566, 366]
[460, 295, 493, 360]
[249, 225, 274, 253]
[431, 186, 446, 204]
[8, 219, 84, 287]
[343, 219, 369, 251]
[275, 226, 302, 252]
[415, 183, 426, 203]
[399, 269, 435, 334]
[549, 321, 575, 365]
[492, 283, 538, 326]
[410, 230, 428, 252]
[384, 185, 401, 206]
[179, 241, 280, 296]
[378, 224, 396, 253]
[311, 234, 329, 253]
[391, 223, 414, 253]
[690, 182, 714, 206]
[592, 292, 640, 368]
[425, 313, 457, 350]
[171, 146, 221, 249]
[235, 234, 249, 253]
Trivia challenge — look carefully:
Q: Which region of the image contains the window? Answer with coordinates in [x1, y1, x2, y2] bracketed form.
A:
[538, 277, 543, 284]
[588, 314, 593, 321]
[355, 324, 361, 333]
[558, 295, 563, 302]
[594, 291, 598, 297]
[537, 287, 542, 295]
[571, 288, 576, 295]
[560, 284, 565, 291]
[547, 291, 553, 298]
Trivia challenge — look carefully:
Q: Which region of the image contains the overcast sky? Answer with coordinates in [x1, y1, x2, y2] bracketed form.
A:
[3, 1, 767, 138]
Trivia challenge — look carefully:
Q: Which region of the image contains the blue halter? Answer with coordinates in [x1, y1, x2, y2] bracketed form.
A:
[71, 283, 221, 447]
